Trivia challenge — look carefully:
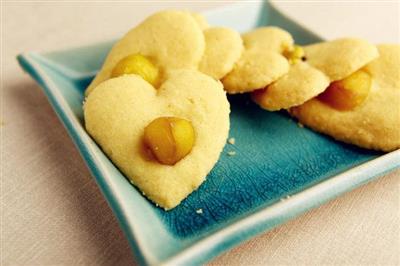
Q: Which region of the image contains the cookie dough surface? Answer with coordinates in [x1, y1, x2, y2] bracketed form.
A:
[191, 12, 209, 30]
[291, 45, 400, 152]
[199, 27, 243, 80]
[222, 27, 292, 94]
[252, 62, 330, 111]
[222, 49, 289, 94]
[86, 10, 205, 95]
[304, 38, 379, 81]
[84, 70, 230, 209]
[253, 38, 378, 111]
[242, 27, 293, 52]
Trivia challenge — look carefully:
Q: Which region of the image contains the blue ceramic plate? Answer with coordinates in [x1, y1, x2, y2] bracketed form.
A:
[18, 2, 400, 265]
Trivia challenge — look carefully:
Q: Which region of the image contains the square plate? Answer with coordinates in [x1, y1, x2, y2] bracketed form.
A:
[18, 2, 400, 265]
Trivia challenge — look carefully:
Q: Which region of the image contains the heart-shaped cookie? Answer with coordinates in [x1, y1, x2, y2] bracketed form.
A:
[290, 44, 400, 152]
[86, 10, 205, 95]
[252, 38, 379, 111]
[84, 70, 230, 209]
[222, 27, 293, 94]
[199, 27, 243, 80]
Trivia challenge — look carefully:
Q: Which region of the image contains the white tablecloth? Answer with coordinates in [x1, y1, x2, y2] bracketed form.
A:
[2, 1, 399, 265]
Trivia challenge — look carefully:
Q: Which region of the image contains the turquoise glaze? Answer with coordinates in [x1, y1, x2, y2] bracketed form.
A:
[18, 2, 400, 265]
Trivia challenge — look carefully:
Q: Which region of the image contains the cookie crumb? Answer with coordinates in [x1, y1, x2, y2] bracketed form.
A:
[196, 208, 203, 214]
[297, 122, 304, 128]
[285, 195, 291, 199]
[227, 151, 236, 156]
[228, 137, 235, 145]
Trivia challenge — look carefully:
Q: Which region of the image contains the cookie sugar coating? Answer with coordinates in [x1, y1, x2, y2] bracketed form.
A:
[84, 70, 230, 209]
[199, 27, 243, 80]
[291, 45, 400, 152]
[86, 10, 205, 95]
[253, 38, 378, 111]
[222, 27, 293, 94]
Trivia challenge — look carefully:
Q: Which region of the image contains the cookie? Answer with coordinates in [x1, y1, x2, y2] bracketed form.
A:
[253, 38, 379, 111]
[242, 27, 294, 51]
[304, 38, 380, 81]
[199, 27, 243, 80]
[252, 62, 330, 110]
[191, 12, 209, 30]
[222, 27, 293, 94]
[86, 10, 205, 95]
[84, 70, 230, 209]
[290, 45, 400, 152]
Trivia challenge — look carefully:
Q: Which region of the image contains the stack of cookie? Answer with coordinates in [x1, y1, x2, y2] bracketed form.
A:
[83, 10, 400, 210]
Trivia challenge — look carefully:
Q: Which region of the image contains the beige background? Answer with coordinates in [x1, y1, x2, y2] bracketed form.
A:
[2, 1, 399, 265]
